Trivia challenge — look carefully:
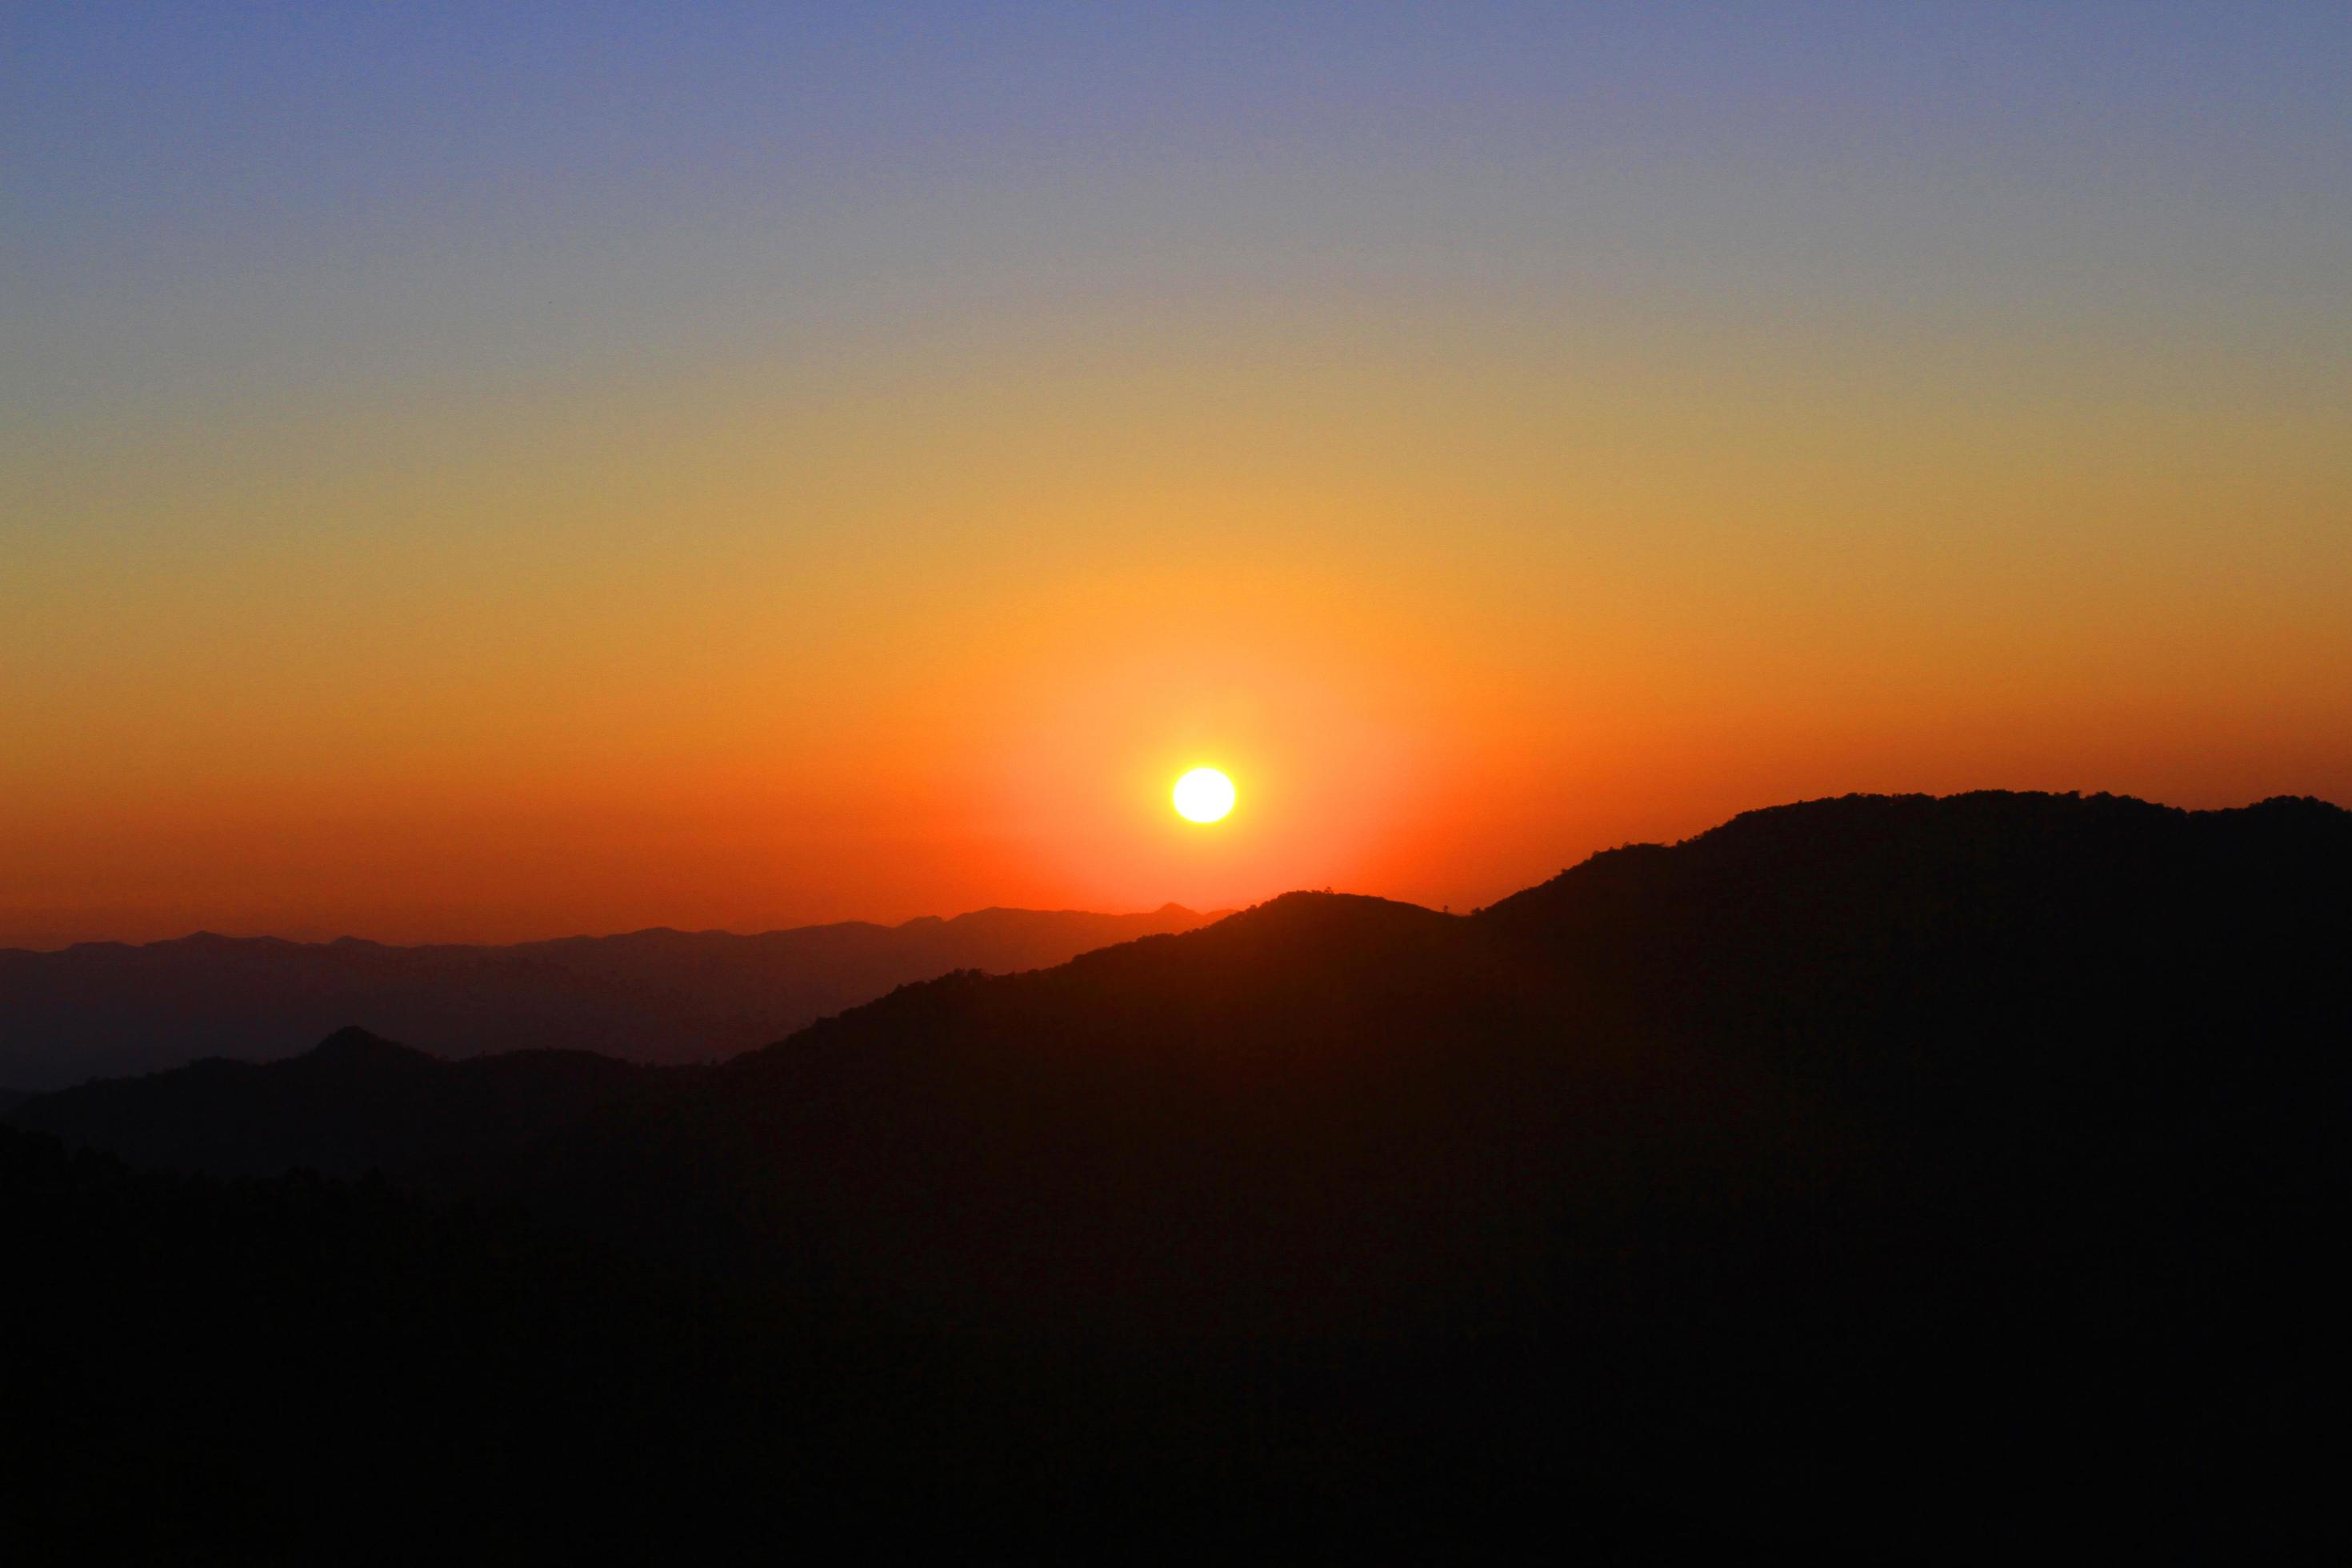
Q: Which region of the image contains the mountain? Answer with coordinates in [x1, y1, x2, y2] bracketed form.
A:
[10, 1025, 654, 1183]
[0, 903, 1219, 1089]
[484, 791, 2339, 1314]
[5, 792, 2344, 1554]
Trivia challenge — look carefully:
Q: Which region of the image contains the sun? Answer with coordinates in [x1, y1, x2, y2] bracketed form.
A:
[1172, 766, 1236, 824]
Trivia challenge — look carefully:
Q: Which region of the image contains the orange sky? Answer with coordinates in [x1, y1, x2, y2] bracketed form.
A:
[6, 9, 2349, 946]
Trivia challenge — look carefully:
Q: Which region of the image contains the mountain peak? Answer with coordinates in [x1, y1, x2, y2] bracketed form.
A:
[307, 1026, 430, 1066]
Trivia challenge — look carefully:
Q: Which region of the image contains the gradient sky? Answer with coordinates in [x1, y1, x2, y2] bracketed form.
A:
[6, 2, 2350, 946]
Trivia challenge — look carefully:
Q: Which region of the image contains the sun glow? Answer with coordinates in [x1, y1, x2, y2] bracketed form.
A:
[1173, 767, 1236, 824]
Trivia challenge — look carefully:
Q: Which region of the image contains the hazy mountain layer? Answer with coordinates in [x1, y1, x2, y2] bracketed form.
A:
[0, 903, 1217, 1088]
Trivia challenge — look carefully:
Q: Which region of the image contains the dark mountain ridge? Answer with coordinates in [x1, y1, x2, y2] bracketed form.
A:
[13, 1025, 658, 1184]
[0, 902, 1219, 1088]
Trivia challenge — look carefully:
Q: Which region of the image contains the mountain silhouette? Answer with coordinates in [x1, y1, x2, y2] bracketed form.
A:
[4, 792, 2343, 1554]
[12, 1025, 653, 1182]
[0, 903, 1219, 1089]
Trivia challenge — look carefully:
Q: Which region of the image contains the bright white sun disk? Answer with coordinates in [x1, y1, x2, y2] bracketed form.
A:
[1173, 767, 1236, 823]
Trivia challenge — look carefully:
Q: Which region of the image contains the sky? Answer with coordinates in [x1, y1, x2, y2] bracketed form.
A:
[5, 2, 2349, 946]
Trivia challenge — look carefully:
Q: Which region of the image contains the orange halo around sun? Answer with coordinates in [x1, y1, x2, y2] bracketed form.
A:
[1173, 767, 1236, 823]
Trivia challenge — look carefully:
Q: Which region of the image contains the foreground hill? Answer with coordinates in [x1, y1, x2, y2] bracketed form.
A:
[6, 792, 2345, 1554]
[0, 903, 1218, 1087]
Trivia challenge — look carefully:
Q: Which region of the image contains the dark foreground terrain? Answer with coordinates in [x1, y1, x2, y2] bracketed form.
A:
[5, 793, 2344, 1558]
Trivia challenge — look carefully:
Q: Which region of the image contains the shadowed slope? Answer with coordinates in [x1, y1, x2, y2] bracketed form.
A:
[493, 790, 2346, 1547]
[1477, 791, 2349, 1168]
[524, 891, 1696, 1334]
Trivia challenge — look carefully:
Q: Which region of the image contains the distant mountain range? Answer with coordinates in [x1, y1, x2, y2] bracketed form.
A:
[0, 904, 1219, 1089]
[6, 791, 2345, 1554]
